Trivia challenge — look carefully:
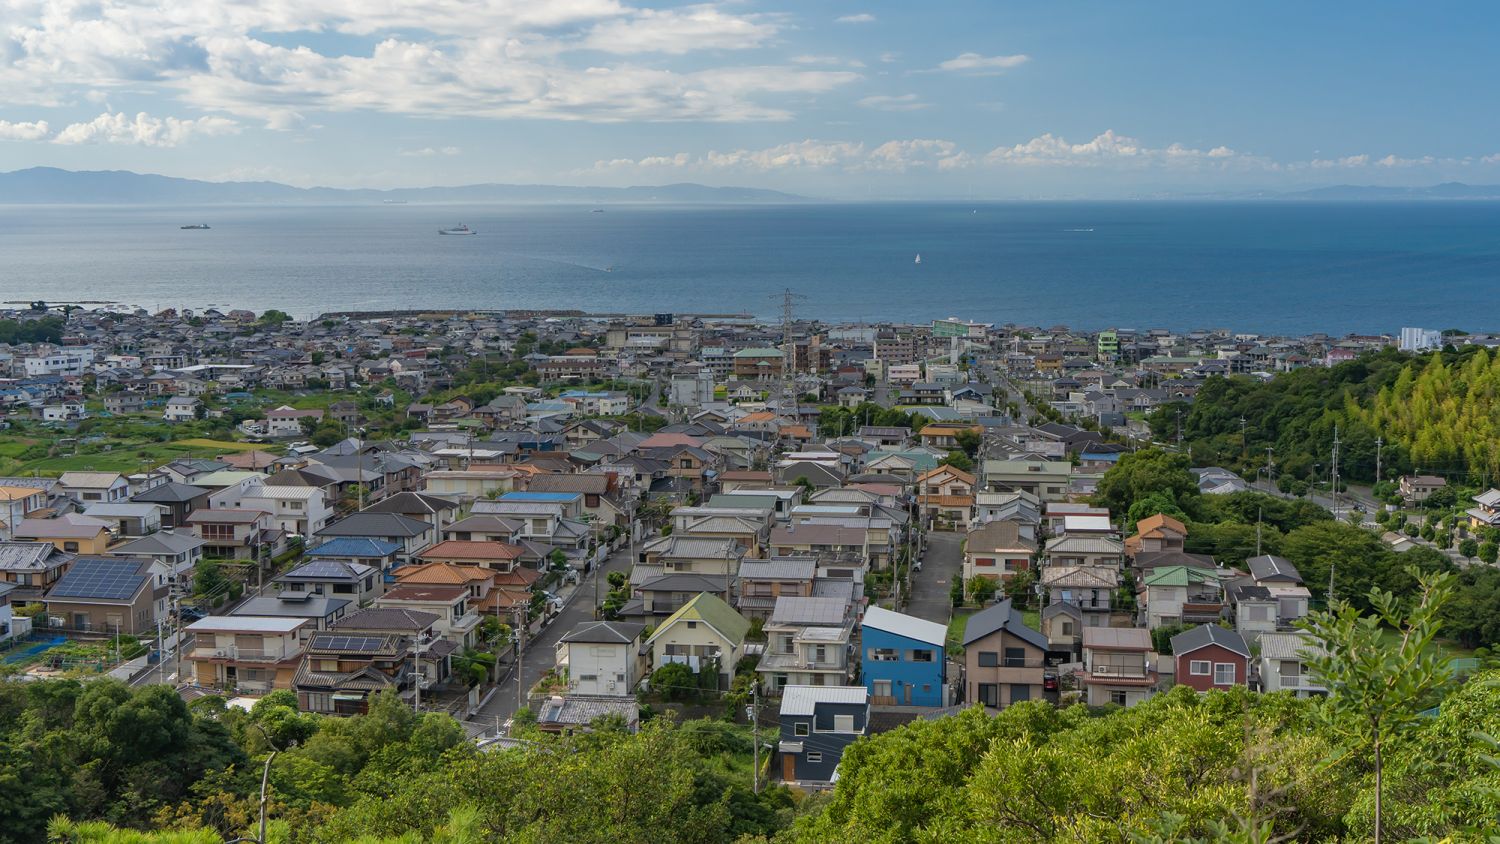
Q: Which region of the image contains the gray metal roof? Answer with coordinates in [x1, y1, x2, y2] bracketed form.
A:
[769, 596, 848, 626]
[561, 620, 645, 645]
[962, 598, 1048, 650]
[1258, 632, 1325, 661]
[779, 684, 867, 716]
[862, 605, 947, 646]
[1246, 555, 1303, 583]
[1170, 623, 1250, 658]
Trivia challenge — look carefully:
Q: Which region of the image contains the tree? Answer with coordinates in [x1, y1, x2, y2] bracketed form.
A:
[1093, 448, 1199, 519]
[967, 577, 999, 604]
[650, 663, 698, 702]
[1480, 541, 1498, 565]
[939, 450, 973, 472]
[1460, 537, 1479, 560]
[1298, 568, 1456, 844]
[954, 429, 982, 458]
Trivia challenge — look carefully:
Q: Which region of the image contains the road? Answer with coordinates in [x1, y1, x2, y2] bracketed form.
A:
[906, 531, 962, 626]
[467, 541, 635, 728]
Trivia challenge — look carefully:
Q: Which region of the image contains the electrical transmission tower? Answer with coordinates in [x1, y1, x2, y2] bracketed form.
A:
[776, 288, 806, 414]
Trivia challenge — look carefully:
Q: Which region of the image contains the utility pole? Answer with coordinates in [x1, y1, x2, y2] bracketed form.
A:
[1255, 507, 1263, 556]
[1331, 425, 1342, 518]
[1239, 416, 1248, 461]
[750, 681, 761, 794]
[1175, 408, 1184, 451]
[514, 603, 527, 715]
[1374, 436, 1384, 486]
[1328, 562, 1336, 606]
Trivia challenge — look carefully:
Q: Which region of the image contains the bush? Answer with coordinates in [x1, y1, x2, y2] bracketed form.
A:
[968, 577, 999, 604]
[650, 662, 698, 702]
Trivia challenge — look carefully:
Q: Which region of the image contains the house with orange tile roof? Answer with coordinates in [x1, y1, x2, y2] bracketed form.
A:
[915, 465, 976, 529]
[1124, 513, 1188, 557]
[415, 540, 526, 571]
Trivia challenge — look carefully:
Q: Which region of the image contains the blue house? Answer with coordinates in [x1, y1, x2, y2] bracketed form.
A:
[859, 605, 949, 707]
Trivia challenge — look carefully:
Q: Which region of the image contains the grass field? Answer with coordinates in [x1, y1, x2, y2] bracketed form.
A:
[173, 438, 274, 451]
[1, 438, 282, 476]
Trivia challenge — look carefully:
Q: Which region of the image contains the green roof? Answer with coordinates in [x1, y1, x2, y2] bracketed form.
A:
[653, 592, 750, 645]
[1142, 565, 1218, 587]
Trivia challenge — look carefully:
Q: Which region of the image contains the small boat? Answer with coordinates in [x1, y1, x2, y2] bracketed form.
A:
[439, 224, 475, 236]
[180, 223, 210, 230]
[592, 208, 605, 213]
[382, 199, 408, 205]
[914, 253, 922, 264]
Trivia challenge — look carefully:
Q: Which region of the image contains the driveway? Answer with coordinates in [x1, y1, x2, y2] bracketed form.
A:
[467, 542, 635, 729]
[906, 531, 962, 625]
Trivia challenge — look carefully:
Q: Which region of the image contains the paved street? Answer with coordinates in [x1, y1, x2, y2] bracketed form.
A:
[906, 531, 961, 625]
[467, 541, 636, 728]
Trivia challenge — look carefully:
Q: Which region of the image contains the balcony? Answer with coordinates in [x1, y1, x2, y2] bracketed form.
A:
[193, 645, 299, 663]
[1181, 602, 1224, 623]
[757, 650, 847, 672]
[450, 612, 481, 634]
[1275, 674, 1327, 692]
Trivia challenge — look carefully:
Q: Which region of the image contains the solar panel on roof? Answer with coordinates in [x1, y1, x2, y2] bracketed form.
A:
[289, 560, 354, 579]
[49, 558, 145, 600]
[316, 635, 387, 653]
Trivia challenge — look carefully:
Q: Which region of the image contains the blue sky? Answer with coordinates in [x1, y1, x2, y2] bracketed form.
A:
[0, 1, 1495, 197]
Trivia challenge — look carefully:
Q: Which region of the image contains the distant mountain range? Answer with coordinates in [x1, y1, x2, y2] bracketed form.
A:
[0, 167, 805, 204]
[1206, 182, 1500, 201]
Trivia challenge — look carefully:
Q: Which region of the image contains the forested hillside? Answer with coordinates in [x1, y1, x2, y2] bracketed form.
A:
[1149, 345, 1500, 486]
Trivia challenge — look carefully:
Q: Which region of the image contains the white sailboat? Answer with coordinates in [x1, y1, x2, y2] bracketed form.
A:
[914, 253, 922, 264]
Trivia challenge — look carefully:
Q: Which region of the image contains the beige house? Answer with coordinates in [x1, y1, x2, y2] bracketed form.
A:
[644, 592, 749, 691]
[184, 616, 309, 693]
[961, 599, 1048, 709]
[963, 520, 1036, 585]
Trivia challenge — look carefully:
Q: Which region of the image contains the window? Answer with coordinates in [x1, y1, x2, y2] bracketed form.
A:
[579, 674, 598, 682]
[978, 683, 999, 706]
[909, 649, 934, 663]
[833, 714, 855, 732]
[63, 542, 79, 553]
[1109, 690, 1128, 706]
[1213, 663, 1237, 685]
[974, 557, 995, 567]
[977, 651, 998, 667]
[1189, 660, 1211, 676]
[794, 722, 809, 737]
[1010, 683, 1031, 703]
[869, 647, 899, 662]
[806, 751, 822, 763]
[686, 621, 697, 629]
[1060, 621, 1074, 636]
[1003, 647, 1028, 667]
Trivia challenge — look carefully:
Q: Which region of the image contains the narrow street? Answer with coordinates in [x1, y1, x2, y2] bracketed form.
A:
[905, 531, 962, 626]
[466, 541, 635, 728]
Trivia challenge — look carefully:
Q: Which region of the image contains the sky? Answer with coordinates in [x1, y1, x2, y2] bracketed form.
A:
[0, 0, 1497, 198]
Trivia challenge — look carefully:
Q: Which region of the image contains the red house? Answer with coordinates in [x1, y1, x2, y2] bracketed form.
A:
[1171, 624, 1250, 692]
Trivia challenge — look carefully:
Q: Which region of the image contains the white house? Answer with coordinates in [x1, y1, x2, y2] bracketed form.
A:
[163, 397, 201, 422]
[558, 620, 646, 696]
[265, 405, 325, 437]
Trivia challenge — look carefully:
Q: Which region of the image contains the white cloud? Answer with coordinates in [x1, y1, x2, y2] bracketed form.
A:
[50, 111, 238, 146]
[835, 13, 876, 23]
[1483, 153, 1500, 165]
[863, 139, 970, 172]
[879, 51, 899, 63]
[936, 52, 1029, 74]
[0, 119, 51, 141]
[985, 130, 1240, 168]
[593, 137, 971, 173]
[857, 94, 928, 112]
[401, 146, 462, 157]
[0, 1, 842, 124]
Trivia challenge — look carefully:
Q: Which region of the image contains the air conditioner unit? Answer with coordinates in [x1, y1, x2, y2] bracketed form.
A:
[607, 680, 617, 690]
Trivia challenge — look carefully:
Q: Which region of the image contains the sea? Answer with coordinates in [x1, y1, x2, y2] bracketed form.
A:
[2, 200, 1498, 335]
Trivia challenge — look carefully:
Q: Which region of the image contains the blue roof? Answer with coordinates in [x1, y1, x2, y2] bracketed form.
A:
[500, 492, 577, 502]
[306, 537, 402, 558]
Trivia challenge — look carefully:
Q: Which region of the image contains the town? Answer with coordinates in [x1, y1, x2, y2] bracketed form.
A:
[1, 302, 1497, 841]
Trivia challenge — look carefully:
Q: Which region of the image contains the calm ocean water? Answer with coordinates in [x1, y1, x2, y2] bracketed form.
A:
[1, 201, 1497, 334]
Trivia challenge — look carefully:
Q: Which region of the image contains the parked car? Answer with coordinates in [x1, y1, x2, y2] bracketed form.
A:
[178, 605, 208, 622]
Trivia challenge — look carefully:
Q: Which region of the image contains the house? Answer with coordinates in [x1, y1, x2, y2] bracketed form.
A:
[1124, 513, 1188, 557]
[644, 592, 750, 691]
[43, 556, 166, 634]
[316, 512, 436, 565]
[558, 620, 646, 697]
[303, 537, 404, 579]
[275, 558, 384, 604]
[0, 582, 28, 643]
[1171, 624, 1250, 692]
[1245, 555, 1311, 626]
[293, 631, 412, 715]
[1255, 632, 1328, 697]
[1137, 566, 1223, 629]
[1081, 627, 1155, 707]
[130, 483, 211, 530]
[1045, 535, 1124, 569]
[0, 485, 48, 539]
[536, 695, 642, 734]
[0, 541, 75, 603]
[1468, 488, 1500, 529]
[14, 514, 113, 555]
[375, 584, 481, 648]
[184, 616, 309, 693]
[361, 491, 462, 531]
[230, 592, 352, 631]
[1040, 601, 1085, 661]
[962, 598, 1048, 709]
[758, 596, 856, 693]
[736, 557, 817, 620]
[1041, 565, 1120, 620]
[914, 465, 975, 529]
[1398, 474, 1447, 504]
[266, 405, 325, 437]
[109, 530, 205, 594]
[860, 605, 948, 707]
[163, 396, 201, 422]
[628, 573, 730, 618]
[58, 471, 131, 505]
[82, 502, 162, 537]
[225, 483, 332, 537]
[963, 520, 1035, 586]
[980, 459, 1072, 502]
[186, 509, 274, 560]
[777, 685, 869, 786]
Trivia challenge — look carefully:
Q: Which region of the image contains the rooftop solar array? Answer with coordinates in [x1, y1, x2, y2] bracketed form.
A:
[286, 560, 357, 579]
[48, 558, 146, 600]
[310, 634, 389, 653]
